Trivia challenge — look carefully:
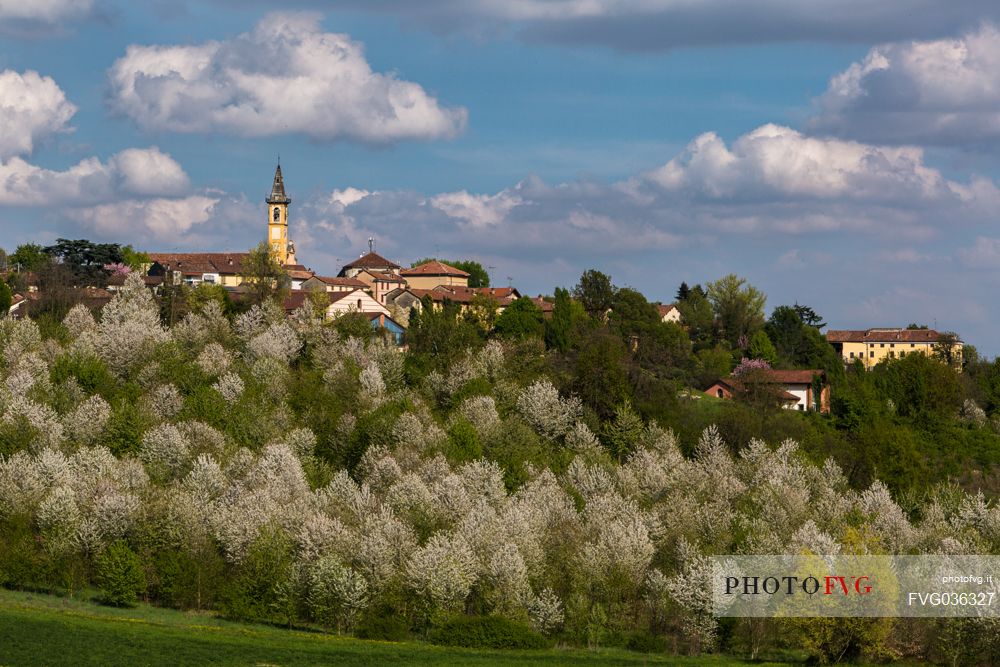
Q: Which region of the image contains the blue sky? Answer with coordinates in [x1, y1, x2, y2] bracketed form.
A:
[2, 1, 1000, 354]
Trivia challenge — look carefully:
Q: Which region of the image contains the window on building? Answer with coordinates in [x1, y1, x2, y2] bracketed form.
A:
[890, 344, 895, 348]
[717, 388, 724, 398]
[911, 343, 915, 348]
[880, 343, 885, 348]
[797, 404, 804, 411]
[273, 207, 280, 222]
[889, 351, 895, 358]
[870, 351, 874, 358]
[849, 352, 855, 358]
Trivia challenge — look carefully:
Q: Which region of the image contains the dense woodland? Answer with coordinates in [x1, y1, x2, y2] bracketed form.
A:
[3, 246, 1000, 663]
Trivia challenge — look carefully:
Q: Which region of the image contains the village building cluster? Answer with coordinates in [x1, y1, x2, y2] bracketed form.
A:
[4, 166, 964, 415]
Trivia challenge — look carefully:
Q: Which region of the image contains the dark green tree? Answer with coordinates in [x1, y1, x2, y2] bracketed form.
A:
[609, 287, 660, 338]
[44, 238, 125, 285]
[675, 281, 691, 302]
[792, 303, 826, 328]
[572, 328, 631, 419]
[406, 296, 481, 361]
[545, 287, 577, 352]
[676, 285, 715, 350]
[493, 297, 545, 340]
[573, 269, 615, 315]
[0, 280, 11, 318]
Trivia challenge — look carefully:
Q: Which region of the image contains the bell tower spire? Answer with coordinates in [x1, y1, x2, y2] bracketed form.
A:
[266, 163, 294, 265]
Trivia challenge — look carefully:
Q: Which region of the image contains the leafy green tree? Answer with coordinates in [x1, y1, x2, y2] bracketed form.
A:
[572, 328, 631, 419]
[406, 296, 481, 361]
[465, 293, 499, 331]
[675, 281, 690, 302]
[121, 245, 151, 271]
[608, 287, 659, 337]
[933, 332, 962, 368]
[243, 241, 290, 306]
[95, 541, 146, 607]
[494, 297, 545, 340]
[332, 312, 374, 340]
[874, 352, 962, 420]
[10, 243, 47, 272]
[695, 346, 734, 388]
[748, 330, 777, 365]
[545, 287, 580, 352]
[602, 399, 645, 461]
[573, 269, 615, 315]
[706, 274, 766, 348]
[676, 285, 715, 350]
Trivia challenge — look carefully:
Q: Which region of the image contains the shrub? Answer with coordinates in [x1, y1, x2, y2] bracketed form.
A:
[95, 541, 146, 607]
[626, 632, 668, 653]
[428, 615, 549, 650]
[355, 613, 410, 641]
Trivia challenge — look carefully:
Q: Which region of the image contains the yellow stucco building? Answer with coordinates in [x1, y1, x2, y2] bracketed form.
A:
[825, 328, 962, 369]
[267, 164, 296, 266]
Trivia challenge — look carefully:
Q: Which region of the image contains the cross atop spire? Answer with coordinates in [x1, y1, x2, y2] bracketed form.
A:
[266, 163, 291, 205]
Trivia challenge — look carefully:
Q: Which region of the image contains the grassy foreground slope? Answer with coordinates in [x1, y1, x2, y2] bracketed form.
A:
[0, 590, 776, 667]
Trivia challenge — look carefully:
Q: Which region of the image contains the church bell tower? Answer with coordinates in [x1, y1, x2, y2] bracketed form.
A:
[266, 164, 296, 265]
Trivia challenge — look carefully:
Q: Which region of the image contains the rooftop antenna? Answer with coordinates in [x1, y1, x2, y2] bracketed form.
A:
[507, 275, 513, 287]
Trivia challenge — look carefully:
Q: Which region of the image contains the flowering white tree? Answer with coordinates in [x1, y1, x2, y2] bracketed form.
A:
[405, 532, 477, 618]
[516, 379, 582, 440]
[92, 273, 168, 375]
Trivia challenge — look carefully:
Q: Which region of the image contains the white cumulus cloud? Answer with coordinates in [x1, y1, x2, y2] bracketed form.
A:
[71, 196, 220, 240]
[0, 70, 76, 158]
[108, 12, 467, 144]
[643, 124, 959, 203]
[0, 147, 189, 206]
[0, 0, 92, 26]
[811, 24, 1000, 144]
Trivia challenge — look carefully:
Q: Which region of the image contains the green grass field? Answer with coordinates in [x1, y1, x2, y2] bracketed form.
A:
[0, 589, 786, 667]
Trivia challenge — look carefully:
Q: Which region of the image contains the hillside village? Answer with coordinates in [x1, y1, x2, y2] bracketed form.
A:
[1, 165, 966, 412]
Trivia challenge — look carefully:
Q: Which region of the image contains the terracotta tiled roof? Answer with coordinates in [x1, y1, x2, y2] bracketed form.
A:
[531, 296, 554, 313]
[341, 252, 401, 271]
[284, 288, 367, 312]
[764, 369, 825, 384]
[363, 270, 406, 283]
[148, 252, 251, 275]
[411, 286, 521, 305]
[658, 303, 678, 317]
[400, 260, 470, 278]
[308, 275, 368, 288]
[825, 328, 949, 344]
[710, 377, 800, 403]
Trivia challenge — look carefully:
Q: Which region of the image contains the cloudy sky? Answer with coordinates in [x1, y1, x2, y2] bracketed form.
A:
[3, 1, 1000, 353]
